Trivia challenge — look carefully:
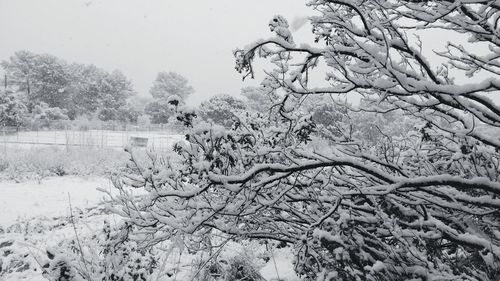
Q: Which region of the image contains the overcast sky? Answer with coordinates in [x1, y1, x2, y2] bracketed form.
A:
[1, 0, 498, 106]
[0, 0, 310, 105]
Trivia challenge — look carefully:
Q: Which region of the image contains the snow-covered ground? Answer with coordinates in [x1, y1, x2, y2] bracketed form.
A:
[0, 176, 113, 226]
[0, 176, 113, 280]
[0, 176, 300, 281]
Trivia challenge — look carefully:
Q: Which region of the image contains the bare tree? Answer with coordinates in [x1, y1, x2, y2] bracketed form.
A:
[110, 1, 500, 280]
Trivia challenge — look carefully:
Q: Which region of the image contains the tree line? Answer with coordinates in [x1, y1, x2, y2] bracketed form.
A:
[0, 50, 268, 130]
[0, 51, 216, 128]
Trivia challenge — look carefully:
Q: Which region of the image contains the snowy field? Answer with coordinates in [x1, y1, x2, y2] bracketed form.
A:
[0, 130, 185, 151]
[0, 176, 300, 280]
[0, 176, 113, 225]
[0, 132, 300, 280]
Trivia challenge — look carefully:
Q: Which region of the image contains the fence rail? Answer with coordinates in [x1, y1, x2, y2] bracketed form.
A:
[0, 127, 184, 152]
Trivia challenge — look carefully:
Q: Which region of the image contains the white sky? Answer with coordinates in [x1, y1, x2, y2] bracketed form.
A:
[1, 0, 498, 106]
[0, 0, 309, 105]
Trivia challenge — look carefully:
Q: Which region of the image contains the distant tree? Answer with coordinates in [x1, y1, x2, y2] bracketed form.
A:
[1, 50, 71, 109]
[310, 101, 348, 139]
[69, 64, 135, 119]
[128, 95, 152, 112]
[198, 94, 246, 127]
[240, 86, 275, 114]
[144, 101, 173, 124]
[0, 88, 27, 126]
[66, 64, 104, 116]
[1, 51, 135, 121]
[97, 108, 117, 122]
[143, 72, 193, 124]
[101, 70, 135, 109]
[115, 104, 140, 124]
[96, 102, 140, 123]
[149, 72, 194, 103]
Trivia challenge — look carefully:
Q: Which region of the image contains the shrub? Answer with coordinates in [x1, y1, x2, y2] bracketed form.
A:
[191, 240, 266, 281]
[43, 221, 158, 281]
[223, 255, 264, 281]
[0, 146, 128, 182]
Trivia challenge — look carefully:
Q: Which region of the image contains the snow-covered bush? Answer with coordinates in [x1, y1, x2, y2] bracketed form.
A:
[32, 102, 69, 121]
[193, 254, 264, 281]
[27, 102, 70, 130]
[189, 239, 268, 281]
[42, 220, 158, 281]
[0, 88, 28, 127]
[223, 255, 264, 281]
[109, 1, 500, 280]
[198, 94, 247, 128]
[0, 219, 57, 279]
[0, 240, 22, 275]
[97, 108, 118, 122]
[0, 146, 127, 182]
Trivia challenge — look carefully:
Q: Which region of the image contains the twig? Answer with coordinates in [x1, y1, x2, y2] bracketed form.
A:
[22, 243, 49, 279]
[68, 193, 91, 280]
[268, 243, 281, 281]
[190, 237, 232, 281]
[173, 249, 183, 281]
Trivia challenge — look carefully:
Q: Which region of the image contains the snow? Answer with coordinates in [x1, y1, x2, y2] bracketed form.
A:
[0, 176, 114, 281]
[0, 176, 112, 226]
[371, 260, 386, 272]
[260, 247, 301, 281]
[0, 176, 301, 281]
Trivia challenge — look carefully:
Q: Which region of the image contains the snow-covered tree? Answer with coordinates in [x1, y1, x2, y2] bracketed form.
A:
[144, 100, 173, 124]
[110, 1, 500, 280]
[143, 72, 194, 124]
[0, 88, 27, 127]
[149, 71, 194, 103]
[1, 50, 71, 110]
[240, 86, 275, 114]
[115, 104, 140, 124]
[68, 64, 135, 119]
[198, 94, 247, 128]
[1, 51, 135, 120]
